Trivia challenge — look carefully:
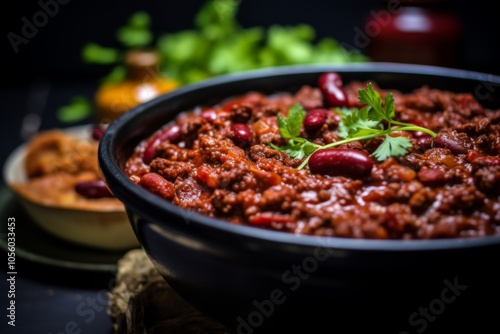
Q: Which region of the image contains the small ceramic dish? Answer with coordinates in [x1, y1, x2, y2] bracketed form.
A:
[3, 124, 139, 251]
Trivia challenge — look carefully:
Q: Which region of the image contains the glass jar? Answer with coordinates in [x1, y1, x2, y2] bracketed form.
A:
[94, 49, 179, 123]
[365, 0, 463, 67]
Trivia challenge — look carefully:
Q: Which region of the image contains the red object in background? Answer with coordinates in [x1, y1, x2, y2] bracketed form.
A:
[365, 0, 463, 67]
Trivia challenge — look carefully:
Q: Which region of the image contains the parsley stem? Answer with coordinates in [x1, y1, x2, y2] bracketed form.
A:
[389, 121, 437, 137]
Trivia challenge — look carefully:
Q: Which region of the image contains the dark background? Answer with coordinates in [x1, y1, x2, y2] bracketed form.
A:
[3, 0, 500, 84]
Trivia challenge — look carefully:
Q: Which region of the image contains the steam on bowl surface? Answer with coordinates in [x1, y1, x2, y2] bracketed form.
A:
[99, 63, 500, 333]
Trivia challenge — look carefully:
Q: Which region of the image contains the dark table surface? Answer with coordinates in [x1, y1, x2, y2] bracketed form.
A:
[1, 260, 116, 334]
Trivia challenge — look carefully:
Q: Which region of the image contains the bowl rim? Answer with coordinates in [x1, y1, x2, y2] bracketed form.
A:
[99, 62, 500, 251]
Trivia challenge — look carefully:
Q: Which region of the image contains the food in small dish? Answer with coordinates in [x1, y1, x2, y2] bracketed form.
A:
[5, 125, 139, 250]
[125, 72, 500, 240]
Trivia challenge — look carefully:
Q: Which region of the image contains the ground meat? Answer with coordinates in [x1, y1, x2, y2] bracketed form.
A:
[294, 85, 323, 110]
[230, 104, 253, 123]
[149, 158, 194, 182]
[126, 76, 500, 240]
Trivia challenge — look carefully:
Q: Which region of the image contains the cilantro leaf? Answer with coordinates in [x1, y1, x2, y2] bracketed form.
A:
[338, 106, 380, 138]
[270, 104, 320, 160]
[282, 142, 307, 159]
[358, 82, 386, 122]
[302, 140, 319, 156]
[287, 104, 306, 137]
[277, 103, 305, 139]
[372, 135, 413, 161]
[271, 138, 320, 160]
[384, 91, 395, 120]
[276, 114, 291, 138]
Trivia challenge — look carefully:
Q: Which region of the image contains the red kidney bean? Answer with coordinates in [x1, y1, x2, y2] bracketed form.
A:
[407, 120, 432, 140]
[138, 173, 175, 200]
[308, 148, 373, 178]
[91, 124, 106, 141]
[319, 72, 343, 88]
[473, 155, 500, 166]
[75, 180, 114, 198]
[142, 124, 181, 164]
[411, 131, 431, 140]
[304, 109, 329, 132]
[318, 72, 349, 108]
[230, 124, 253, 148]
[417, 137, 434, 151]
[201, 108, 217, 123]
[434, 132, 469, 154]
[156, 124, 181, 143]
[408, 121, 433, 143]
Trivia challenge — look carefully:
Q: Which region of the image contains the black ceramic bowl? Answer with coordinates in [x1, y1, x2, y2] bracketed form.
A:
[99, 63, 500, 334]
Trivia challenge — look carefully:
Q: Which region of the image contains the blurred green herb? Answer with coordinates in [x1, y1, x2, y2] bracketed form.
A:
[82, 43, 120, 64]
[157, 0, 367, 84]
[58, 11, 154, 123]
[81, 11, 154, 86]
[57, 96, 92, 123]
[58, 0, 368, 123]
[82, 0, 367, 85]
[116, 11, 153, 48]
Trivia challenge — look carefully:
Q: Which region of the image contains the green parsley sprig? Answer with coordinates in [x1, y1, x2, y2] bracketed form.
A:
[271, 82, 437, 168]
[269, 104, 322, 159]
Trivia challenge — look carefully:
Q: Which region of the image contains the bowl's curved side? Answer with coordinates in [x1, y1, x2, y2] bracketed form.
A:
[127, 207, 500, 333]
